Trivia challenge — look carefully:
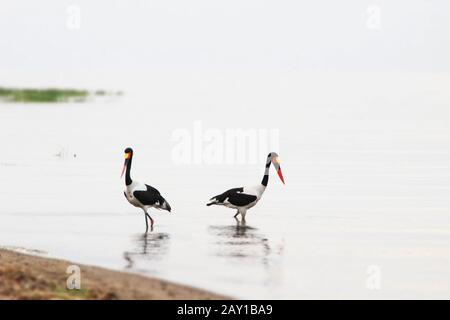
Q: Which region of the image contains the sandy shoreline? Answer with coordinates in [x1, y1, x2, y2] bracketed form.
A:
[0, 249, 229, 300]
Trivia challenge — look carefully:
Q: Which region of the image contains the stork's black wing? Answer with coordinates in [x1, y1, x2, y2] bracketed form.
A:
[208, 187, 257, 206]
[133, 185, 171, 211]
[144, 184, 161, 195]
[227, 192, 257, 206]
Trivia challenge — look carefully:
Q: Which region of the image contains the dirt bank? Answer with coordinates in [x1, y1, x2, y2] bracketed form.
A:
[0, 249, 229, 300]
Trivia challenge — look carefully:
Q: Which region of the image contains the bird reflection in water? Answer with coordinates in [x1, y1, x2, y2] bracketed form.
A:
[209, 219, 285, 291]
[209, 220, 271, 264]
[123, 232, 170, 272]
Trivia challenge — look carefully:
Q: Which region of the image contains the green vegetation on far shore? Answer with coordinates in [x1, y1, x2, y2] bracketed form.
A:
[0, 87, 122, 103]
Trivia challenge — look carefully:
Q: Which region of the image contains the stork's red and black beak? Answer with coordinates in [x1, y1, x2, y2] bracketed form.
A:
[277, 166, 285, 184]
[121, 152, 131, 178]
[273, 156, 285, 185]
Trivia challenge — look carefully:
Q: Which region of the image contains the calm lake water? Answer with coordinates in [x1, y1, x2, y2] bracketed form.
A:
[1, 74, 449, 299]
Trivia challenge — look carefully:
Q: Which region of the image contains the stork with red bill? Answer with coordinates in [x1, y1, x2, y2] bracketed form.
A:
[121, 147, 172, 233]
[207, 152, 285, 221]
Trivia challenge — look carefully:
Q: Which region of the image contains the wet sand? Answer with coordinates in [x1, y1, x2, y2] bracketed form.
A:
[0, 249, 229, 300]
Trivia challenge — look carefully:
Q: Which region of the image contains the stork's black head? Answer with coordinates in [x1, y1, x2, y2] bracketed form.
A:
[124, 147, 133, 155]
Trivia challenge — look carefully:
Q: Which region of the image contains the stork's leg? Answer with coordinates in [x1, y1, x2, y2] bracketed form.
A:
[240, 209, 247, 222]
[233, 210, 240, 219]
[144, 212, 149, 233]
[146, 212, 154, 231]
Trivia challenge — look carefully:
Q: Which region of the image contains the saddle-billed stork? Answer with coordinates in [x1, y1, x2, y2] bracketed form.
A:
[121, 148, 172, 232]
[207, 152, 285, 220]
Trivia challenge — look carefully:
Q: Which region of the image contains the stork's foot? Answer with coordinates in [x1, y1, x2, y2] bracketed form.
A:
[234, 216, 246, 228]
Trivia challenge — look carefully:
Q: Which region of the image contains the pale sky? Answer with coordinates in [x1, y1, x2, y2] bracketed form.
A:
[0, 0, 448, 89]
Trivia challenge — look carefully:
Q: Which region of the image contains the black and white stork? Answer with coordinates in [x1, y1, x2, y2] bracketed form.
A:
[207, 152, 285, 220]
[121, 147, 172, 232]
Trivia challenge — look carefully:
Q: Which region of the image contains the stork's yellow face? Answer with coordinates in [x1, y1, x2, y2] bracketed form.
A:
[121, 147, 134, 178]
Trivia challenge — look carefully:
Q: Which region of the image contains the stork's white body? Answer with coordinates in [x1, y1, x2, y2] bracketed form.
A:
[124, 181, 147, 209]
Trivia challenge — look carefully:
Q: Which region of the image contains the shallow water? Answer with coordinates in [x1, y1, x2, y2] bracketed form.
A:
[1, 74, 449, 299]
